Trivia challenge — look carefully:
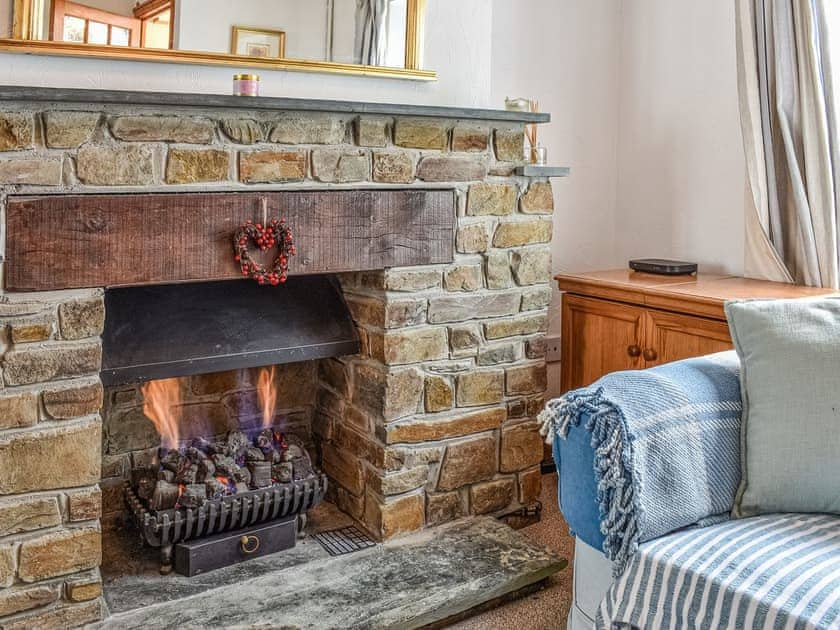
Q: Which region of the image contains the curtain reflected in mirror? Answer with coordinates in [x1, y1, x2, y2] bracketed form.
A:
[8, 0, 412, 69]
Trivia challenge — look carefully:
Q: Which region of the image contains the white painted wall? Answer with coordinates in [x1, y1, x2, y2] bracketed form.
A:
[614, 1, 745, 276]
[0, 0, 492, 107]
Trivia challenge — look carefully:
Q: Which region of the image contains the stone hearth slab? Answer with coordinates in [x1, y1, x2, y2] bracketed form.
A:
[93, 517, 566, 629]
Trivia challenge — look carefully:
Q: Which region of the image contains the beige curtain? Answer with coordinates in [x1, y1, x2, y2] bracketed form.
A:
[735, 0, 840, 288]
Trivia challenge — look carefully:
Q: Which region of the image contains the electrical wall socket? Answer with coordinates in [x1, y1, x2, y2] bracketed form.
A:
[545, 336, 562, 363]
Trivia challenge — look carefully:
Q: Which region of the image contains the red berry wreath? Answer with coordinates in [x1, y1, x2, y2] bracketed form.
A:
[233, 218, 296, 286]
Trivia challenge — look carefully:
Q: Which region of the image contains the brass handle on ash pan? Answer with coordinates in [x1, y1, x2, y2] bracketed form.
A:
[240, 535, 260, 554]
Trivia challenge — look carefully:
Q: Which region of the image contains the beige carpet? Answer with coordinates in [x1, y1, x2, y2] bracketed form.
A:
[449, 472, 575, 630]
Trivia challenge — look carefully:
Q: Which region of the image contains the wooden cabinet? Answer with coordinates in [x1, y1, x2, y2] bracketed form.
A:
[557, 270, 835, 392]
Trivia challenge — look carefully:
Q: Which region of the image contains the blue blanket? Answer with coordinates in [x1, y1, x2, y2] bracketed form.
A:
[539, 351, 743, 575]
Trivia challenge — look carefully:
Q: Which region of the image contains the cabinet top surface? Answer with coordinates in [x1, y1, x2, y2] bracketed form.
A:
[556, 269, 837, 319]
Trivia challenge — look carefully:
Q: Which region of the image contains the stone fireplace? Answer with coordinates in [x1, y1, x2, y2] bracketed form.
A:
[0, 87, 555, 627]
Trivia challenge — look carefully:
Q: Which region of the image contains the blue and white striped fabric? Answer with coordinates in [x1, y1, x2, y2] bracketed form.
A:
[597, 513, 840, 629]
[540, 351, 742, 575]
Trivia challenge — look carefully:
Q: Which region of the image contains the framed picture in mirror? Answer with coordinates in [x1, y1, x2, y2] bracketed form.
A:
[231, 26, 285, 59]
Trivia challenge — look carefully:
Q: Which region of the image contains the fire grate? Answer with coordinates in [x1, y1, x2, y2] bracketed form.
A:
[313, 526, 377, 556]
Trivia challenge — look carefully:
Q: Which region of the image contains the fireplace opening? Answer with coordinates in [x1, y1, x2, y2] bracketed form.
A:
[99, 275, 371, 579]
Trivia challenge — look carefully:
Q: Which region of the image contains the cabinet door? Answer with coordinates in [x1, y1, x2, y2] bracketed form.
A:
[644, 309, 732, 367]
[561, 294, 646, 392]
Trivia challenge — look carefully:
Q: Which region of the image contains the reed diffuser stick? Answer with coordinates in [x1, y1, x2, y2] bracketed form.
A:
[525, 100, 539, 161]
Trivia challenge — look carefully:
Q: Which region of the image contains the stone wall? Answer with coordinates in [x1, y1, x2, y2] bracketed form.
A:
[0, 101, 553, 627]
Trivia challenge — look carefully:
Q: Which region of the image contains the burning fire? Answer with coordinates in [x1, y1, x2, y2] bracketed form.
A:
[256, 366, 278, 429]
[141, 377, 183, 450]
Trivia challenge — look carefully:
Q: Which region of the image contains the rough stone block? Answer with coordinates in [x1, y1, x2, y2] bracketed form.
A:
[500, 421, 543, 472]
[322, 443, 365, 496]
[382, 268, 440, 292]
[1, 600, 101, 630]
[220, 118, 264, 144]
[525, 335, 547, 359]
[493, 128, 525, 162]
[512, 247, 552, 285]
[0, 159, 62, 185]
[59, 297, 105, 341]
[424, 375, 453, 413]
[190, 370, 241, 396]
[18, 527, 101, 582]
[521, 286, 552, 311]
[385, 299, 428, 329]
[372, 151, 415, 183]
[426, 491, 465, 526]
[478, 343, 518, 366]
[165, 148, 230, 184]
[456, 223, 489, 254]
[0, 584, 59, 617]
[4, 342, 101, 386]
[369, 466, 428, 496]
[456, 370, 504, 407]
[485, 250, 513, 289]
[0, 302, 47, 318]
[394, 119, 449, 150]
[467, 183, 517, 216]
[0, 496, 61, 537]
[417, 155, 486, 182]
[312, 148, 368, 183]
[470, 478, 515, 515]
[378, 493, 425, 539]
[443, 264, 482, 292]
[448, 324, 481, 356]
[44, 111, 100, 148]
[526, 395, 545, 417]
[76, 145, 155, 186]
[346, 296, 385, 328]
[269, 115, 346, 144]
[452, 125, 489, 152]
[67, 486, 102, 522]
[373, 328, 449, 365]
[0, 391, 38, 430]
[493, 220, 552, 247]
[104, 406, 160, 455]
[520, 181, 555, 214]
[66, 576, 103, 602]
[484, 313, 548, 340]
[353, 364, 423, 421]
[437, 437, 497, 491]
[239, 150, 307, 183]
[506, 363, 547, 396]
[318, 359, 349, 396]
[9, 315, 54, 343]
[428, 293, 519, 324]
[387, 407, 505, 444]
[110, 115, 214, 143]
[0, 419, 101, 494]
[519, 467, 541, 504]
[0, 112, 33, 151]
[0, 545, 14, 587]
[355, 117, 391, 147]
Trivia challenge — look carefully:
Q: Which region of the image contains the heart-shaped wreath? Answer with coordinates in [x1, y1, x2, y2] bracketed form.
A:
[233, 218, 296, 286]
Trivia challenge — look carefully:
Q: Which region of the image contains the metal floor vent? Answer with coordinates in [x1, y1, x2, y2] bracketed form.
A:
[313, 526, 377, 556]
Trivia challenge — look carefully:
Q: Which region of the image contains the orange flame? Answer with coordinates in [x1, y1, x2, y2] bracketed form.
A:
[256, 366, 278, 429]
[141, 377, 183, 450]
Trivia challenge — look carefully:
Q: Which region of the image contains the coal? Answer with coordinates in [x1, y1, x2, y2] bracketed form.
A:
[150, 480, 179, 510]
[179, 484, 207, 508]
[248, 461, 272, 489]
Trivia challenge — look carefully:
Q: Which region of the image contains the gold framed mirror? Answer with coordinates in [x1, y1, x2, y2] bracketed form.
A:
[2, 0, 434, 80]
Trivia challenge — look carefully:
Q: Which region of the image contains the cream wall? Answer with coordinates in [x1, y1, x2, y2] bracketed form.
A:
[614, 1, 746, 276]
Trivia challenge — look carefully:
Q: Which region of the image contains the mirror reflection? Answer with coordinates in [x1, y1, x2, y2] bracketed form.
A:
[15, 0, 412, 68]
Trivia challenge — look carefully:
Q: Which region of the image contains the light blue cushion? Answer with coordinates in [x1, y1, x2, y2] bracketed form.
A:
[725, 296, 840, 517]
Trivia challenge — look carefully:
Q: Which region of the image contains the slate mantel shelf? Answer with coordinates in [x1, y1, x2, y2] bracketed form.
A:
[0, 86, 551, 124]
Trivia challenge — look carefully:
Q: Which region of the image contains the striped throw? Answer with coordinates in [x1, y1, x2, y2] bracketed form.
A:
[598, 513, 840, 629]
[539, 351, 742, 575]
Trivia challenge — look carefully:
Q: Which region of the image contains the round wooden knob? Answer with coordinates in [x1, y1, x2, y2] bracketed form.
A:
[627, 344, 641, 357]
[643, 348, 658, 362]
[240, 535, 260, 554]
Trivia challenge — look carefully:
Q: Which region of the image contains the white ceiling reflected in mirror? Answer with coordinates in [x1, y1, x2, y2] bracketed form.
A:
[0, 0, 433, 80]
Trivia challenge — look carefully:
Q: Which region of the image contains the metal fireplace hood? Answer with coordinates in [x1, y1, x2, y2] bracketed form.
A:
[101, 275, 359, 386]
